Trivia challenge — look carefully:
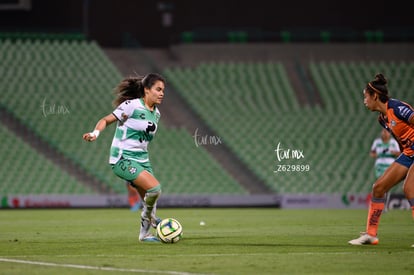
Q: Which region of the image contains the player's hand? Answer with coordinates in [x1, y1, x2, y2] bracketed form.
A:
[83, 132, 97, 142]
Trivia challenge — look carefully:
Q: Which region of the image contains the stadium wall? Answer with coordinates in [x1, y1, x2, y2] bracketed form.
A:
[0, 194, 410, 210]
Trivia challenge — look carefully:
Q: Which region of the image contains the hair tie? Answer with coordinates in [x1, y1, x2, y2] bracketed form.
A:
[368, 82, 383, 95]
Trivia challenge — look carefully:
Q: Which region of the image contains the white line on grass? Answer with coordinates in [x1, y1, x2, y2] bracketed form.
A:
[0, 258, 210, 275]
[3, 250, 413, 260]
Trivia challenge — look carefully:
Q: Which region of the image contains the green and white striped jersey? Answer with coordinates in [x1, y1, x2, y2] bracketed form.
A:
[370, 137, 400, 167]
[109, 98, 160, 164]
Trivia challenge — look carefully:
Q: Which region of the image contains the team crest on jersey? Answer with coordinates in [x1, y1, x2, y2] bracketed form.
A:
[128, 166, 137, 174]
[121, 113, 128, 122]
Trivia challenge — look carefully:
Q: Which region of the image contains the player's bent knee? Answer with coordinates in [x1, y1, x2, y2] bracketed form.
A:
[403, 183, 414, 197]
[372, 183, 387, 198]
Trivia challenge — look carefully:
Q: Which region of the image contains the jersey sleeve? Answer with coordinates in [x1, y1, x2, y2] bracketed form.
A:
[389, 100, 414, 122]
[112, 100, 135, 123]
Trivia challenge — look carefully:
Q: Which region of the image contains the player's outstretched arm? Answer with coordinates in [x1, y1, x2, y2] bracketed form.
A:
[83, 113, 117, 142]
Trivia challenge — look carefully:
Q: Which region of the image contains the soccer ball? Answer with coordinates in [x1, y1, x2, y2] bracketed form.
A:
[156, 218, 183, 243]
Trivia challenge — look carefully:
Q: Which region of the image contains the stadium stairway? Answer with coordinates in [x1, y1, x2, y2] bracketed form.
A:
[0, 38, 124, 195]
[0, 104, 113, 194]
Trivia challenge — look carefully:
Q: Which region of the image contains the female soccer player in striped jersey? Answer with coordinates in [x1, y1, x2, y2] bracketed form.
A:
[349, 73, 414, 247]
[369, 128, 400, 211]
[370, 128, 400, 179]
[83, 73, 165, 242]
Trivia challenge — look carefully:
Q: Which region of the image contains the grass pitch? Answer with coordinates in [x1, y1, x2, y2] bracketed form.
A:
[1, 208, 413, 275]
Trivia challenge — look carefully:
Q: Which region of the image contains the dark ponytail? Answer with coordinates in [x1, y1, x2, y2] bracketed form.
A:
[112, 73, 166, 107]
[112, 76, 144, 107]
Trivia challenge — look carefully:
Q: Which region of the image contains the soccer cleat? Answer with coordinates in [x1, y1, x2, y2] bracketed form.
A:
[139, 234, 160, 243]
[348, 232, 379, 245]
[139, 218, 160, 243]
[139, 217, 151, 241]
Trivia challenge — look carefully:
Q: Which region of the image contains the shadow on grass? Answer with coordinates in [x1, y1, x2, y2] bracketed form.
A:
[183, 236, 346, 248]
